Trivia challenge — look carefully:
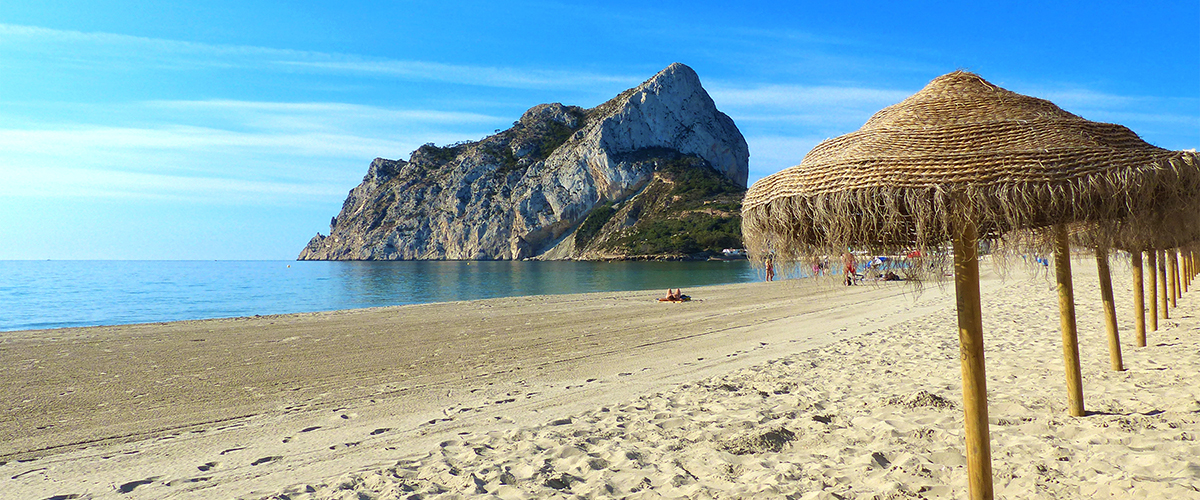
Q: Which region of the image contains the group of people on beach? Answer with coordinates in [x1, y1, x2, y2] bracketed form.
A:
[759, 251, 901, 285]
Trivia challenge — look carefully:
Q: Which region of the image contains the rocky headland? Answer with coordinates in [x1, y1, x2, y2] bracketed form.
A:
[298, 62, 749, 261]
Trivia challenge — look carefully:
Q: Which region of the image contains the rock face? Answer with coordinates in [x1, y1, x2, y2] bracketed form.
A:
[299, 63, 749, 261]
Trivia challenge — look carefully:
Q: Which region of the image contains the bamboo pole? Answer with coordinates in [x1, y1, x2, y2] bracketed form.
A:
[1169, 250, 1179, 308]
[1148, 250, 1159, 331]
[1096, 246, 1123, 371]
[1158, 249, 1169, 320]
[1053, 225, 1085, 417]
[1132, 250, 1146, 348]
[952, 218, 993, 500]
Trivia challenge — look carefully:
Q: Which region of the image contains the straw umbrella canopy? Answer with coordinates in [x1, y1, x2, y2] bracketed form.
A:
[741, 71, 1200, 500]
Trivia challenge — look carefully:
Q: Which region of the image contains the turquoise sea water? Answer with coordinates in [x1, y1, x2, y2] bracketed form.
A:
[0, 260, 759, 332]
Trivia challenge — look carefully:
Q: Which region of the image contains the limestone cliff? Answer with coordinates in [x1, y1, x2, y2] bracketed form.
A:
[298, 63, 749, 261]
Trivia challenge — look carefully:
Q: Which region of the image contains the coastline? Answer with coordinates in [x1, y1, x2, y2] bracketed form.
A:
[0, 259, 757, 332]
[3, 259, 1198, 499]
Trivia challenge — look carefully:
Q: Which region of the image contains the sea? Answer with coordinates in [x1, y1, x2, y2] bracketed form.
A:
[0, 260, 759, 332]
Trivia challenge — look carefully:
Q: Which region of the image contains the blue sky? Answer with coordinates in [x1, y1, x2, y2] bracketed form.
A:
[2, 1, 1197, 260]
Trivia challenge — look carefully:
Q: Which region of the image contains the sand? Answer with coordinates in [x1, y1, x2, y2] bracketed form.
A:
[3, 257, 1198, 499]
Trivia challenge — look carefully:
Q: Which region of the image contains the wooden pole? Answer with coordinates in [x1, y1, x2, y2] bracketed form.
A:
[1183, 249, 1190, 293]
[1053, 224, 1085, 417]
[1185, 248, 1195, 287]
[952, 218, 994, 500]
[1158, 249, 1169, 320]
[1169, 250, 1179, 308]
[1148, 250, 1159, 331]
[1174, 250, 1181, 301]
[1096, 246, 1123, 371]
[1132, 250, 1146, 348]
[1187, 249, 1193, 291]
[1177, 249, 1184, 296]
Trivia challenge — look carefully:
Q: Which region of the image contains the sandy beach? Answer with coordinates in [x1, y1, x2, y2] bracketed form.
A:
[3, 257, 1199, 499]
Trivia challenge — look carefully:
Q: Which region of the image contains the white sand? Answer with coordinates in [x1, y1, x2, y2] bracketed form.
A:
[3, 257, 1199, 499]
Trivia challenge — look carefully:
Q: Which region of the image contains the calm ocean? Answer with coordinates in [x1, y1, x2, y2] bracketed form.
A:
[0, 260, 759, 332]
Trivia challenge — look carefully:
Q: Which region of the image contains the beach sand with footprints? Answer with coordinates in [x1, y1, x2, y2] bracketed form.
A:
[3, 257, 1199, 499]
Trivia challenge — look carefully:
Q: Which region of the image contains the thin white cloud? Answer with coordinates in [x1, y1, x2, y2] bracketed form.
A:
[0, 126, 408, 161]
[280, 60, 639, 89]
[143, 100, 504, 135]
[0, 97, 504, 204]
[1, 164, 345, 204]
[744, 135, 827, 184]
[0, 23, 639, 90]
[708, 84, 910, 133]
[709, 84, 910, 109]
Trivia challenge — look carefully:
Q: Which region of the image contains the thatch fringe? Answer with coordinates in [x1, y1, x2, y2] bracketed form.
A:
[744, 153, 1199, 281]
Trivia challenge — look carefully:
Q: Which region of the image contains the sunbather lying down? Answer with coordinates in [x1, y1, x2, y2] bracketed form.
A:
[658, 289, 691, 302]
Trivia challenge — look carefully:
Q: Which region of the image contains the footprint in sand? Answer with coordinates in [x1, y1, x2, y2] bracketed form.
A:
[11, 467, 47, 480]
[197, 461, 220, 472]
[370, 428, 391, 436]
[218, 447, 245, 456]
[118, 477, 159, 493]
[166, 477, 211, 486]
[250, 456, 282, 466]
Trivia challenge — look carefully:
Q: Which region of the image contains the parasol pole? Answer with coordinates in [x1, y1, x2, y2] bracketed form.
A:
[1148, 250, 1158, 331]
[1131, 250, 1146, 347]
[1187, 249, 1193, 291]
[952, 217, 994, 500]
[1183, 249, 1190, 293]
[1096, 246, 1123, 371]
[1053, 224, 1085, 417]
[1176, 249, 1183, 296]
[1191, 249, 1196, 290]
[1169, 250, 1179, 307]
[1158, 249, 1169, 320]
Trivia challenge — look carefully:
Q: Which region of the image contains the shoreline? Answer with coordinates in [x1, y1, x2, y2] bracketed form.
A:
[4, 260, 1198, 498]
[0, 259, 758, 333]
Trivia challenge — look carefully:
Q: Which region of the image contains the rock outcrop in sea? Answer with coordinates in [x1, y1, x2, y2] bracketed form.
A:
[299, 62, 749, 261]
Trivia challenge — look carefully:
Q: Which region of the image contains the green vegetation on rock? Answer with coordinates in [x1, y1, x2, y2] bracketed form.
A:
[414, 142, 465, 165]
[574, 202, 617, 248]
[580, 151, 745, 259]
[533, 120, 579, 161]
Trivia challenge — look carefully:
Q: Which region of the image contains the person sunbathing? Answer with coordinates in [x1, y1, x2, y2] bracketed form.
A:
[658, 289, 688, 302]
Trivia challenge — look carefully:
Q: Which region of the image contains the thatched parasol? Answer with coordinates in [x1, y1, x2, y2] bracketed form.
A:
[1080, 209, 1200, 348]
[742, 71, 1200, 500]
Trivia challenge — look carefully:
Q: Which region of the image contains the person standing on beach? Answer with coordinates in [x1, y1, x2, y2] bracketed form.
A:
[765, 254, 775, 282]
[842, 251, 856, 286]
